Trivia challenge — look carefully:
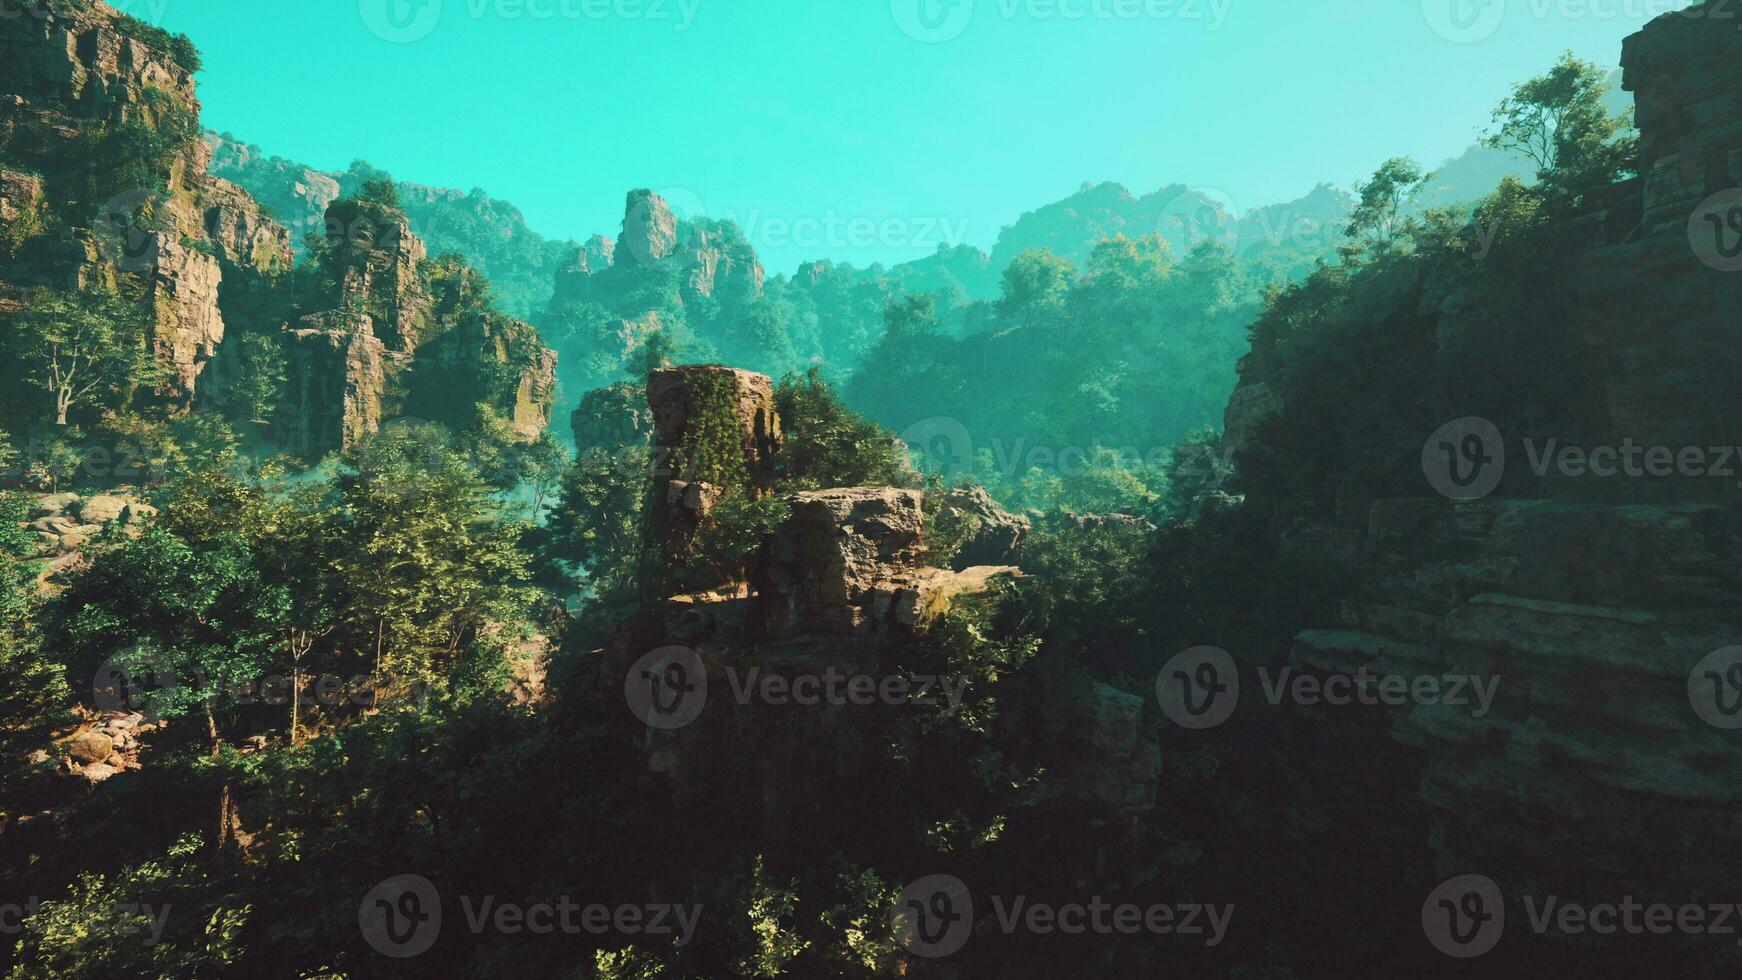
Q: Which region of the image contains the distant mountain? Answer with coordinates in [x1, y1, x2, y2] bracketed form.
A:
[204, 133, 576, 318]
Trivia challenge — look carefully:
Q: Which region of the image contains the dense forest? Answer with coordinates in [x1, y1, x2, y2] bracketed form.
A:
[4, 1, 1741, 977]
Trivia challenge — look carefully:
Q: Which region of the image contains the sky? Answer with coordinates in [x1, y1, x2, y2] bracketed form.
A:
[128, 0, 1690, 274]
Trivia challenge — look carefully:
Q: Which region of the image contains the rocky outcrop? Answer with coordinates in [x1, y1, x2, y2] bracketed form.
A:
[618, 189, 678, 266]
[571, 382, 653, 452]
[0, 2, 197, 124]
[939, 485, 1030, 568]
[278, 313, 386, 456]
[27, 490, 157, 555]
[0, 169, 45, 248]
[646, 365, 782, 493]
[201, 176, 292, 276]
[768, 488, 928, 635]
[1222, 9, 1742, 908]
[143, 234, 226, 406]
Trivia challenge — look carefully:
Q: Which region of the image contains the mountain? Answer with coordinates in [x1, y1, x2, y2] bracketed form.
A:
[205, 132, 576, 319]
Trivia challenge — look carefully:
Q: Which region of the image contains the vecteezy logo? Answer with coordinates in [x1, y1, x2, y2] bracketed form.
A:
[1422, 417, 1505, 501]
[898, 417, 974, 481]
[891, 875, 973, 958]
[891, 0, 974, 43]
[92, 642, 180, 724]
[1689, 647, 1742, 729]
[360, 0, 443, 43]
[95, 189, 161, 273]
[625, 646, 708, 731]
[1157, 646, 1239, 730]
[1690, 189, 1742, 273]
[1422, 874, 1504, 958]
[1421, 0, 1505, 44]
[359, 874, 441, 958]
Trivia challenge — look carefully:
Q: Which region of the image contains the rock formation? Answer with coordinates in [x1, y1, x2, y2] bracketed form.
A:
[571, 382, 653, 452]
[1222, 8, 1742, 906]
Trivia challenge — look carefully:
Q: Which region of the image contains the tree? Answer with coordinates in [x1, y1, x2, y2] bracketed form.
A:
[773, 369, 910, 493]
[1484, 52, 1636, 199]
[225, 332, 287, 426]
[1347, 157, 1431, 251]
[997, 249, 1074, 323]
[534, 445, 649, 607]
[8, 287, 162, 425]
[331, 424, 533, 692]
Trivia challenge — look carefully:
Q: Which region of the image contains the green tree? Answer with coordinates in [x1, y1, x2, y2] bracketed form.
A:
[997, 249, 1075, 323]
[7, 287, 162, 425]
[1484, 51, 1636, 199]
[1347, 157, 1431, 252]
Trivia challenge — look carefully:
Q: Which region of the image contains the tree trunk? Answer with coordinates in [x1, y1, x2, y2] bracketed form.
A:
[204, 702, 238, 854]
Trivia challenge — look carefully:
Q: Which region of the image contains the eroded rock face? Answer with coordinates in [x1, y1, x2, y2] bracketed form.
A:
[143, 234, 226, 408]
[278, 313, 386, 456]
[619, 188, 679, 266]
[201, 176, 292, 276]
[646, 365, 782, 492]
[940, 485, 1030, 569]
[768, 488, 930, 635]
[0, 2, 197, 123]
[0, 169, 44, 240]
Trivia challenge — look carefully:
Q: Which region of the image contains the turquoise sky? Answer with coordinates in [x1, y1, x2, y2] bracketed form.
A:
[137, 0, 1683, 274]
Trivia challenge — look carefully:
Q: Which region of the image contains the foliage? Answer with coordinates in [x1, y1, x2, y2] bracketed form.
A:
[224, 332, 287, 425]
[772, 368, 911, 493]
[1484, 51, 1637, 203]
[688, 492, 789, 591]
[1347, 157, 1431, 252]
[2, 286, 162, 427]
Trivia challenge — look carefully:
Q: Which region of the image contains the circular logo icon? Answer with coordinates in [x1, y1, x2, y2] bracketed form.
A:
[1160, 186, 1241, 254]
[1422, 417, 1505, 501]
[96, 188, 162, 274]
[1421, 0, 1505, 44]
[1689, 189, 1742, 273]
[92, 642, 181, 724]
[360, 0, 444, 43]
[359, 874, 442, 958]
[1422, 874, 1504, 958]
[1157, 646, 1239, 730]
[625, 646, 708, 731]
[891, 874, 973, 958]
[898, 417, 974, 481]
[891, 0, 974, 42]
[1689, 647, 1742, 729]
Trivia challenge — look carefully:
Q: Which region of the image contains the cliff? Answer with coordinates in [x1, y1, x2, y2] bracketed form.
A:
[0, 2, 554, 455]
[1218, 7, 1742, 910]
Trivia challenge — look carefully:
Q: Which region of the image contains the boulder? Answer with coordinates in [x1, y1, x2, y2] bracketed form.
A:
[74, 495, 130, 524]
[939, 485, 1030, 569]
[29, 492, 79, 519]
[64, 730, 114, 765]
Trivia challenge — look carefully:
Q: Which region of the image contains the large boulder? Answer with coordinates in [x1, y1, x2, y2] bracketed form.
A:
[939, 485, 1030, 569]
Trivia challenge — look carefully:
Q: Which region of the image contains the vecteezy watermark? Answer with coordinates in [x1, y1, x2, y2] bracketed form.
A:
[1691, 188, 1742, 273]
[1424, 874, 1742, 958]
[891, 875, 1232, 958]
[1421, 0, 1507, 43]
[892, 0, 1232, 42]
[1256, 667, 1500, 718]
[360, 0, 701, 43]
[1423, 0, 1699, 45]
[1689, 647, 1742, 729]
[0, 897, 172, 946]
[1422, 875, 1506, 958]
[623, 647, 967, 731]
[1156, 646, 1239, 730]
[895, 416, 1188, 485]
[1423, 417, 1506, 501]
[95, 646, 432, 725]
[1523, 438, 1742, 487]
[1157, 648, 1499, 731]
[358, 875, 702, 957]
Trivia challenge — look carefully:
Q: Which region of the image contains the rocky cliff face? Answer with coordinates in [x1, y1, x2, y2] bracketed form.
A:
[0, 2, 556, 453]
[1223, 8, 1742, 907]
[275, 202, 558, 455]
